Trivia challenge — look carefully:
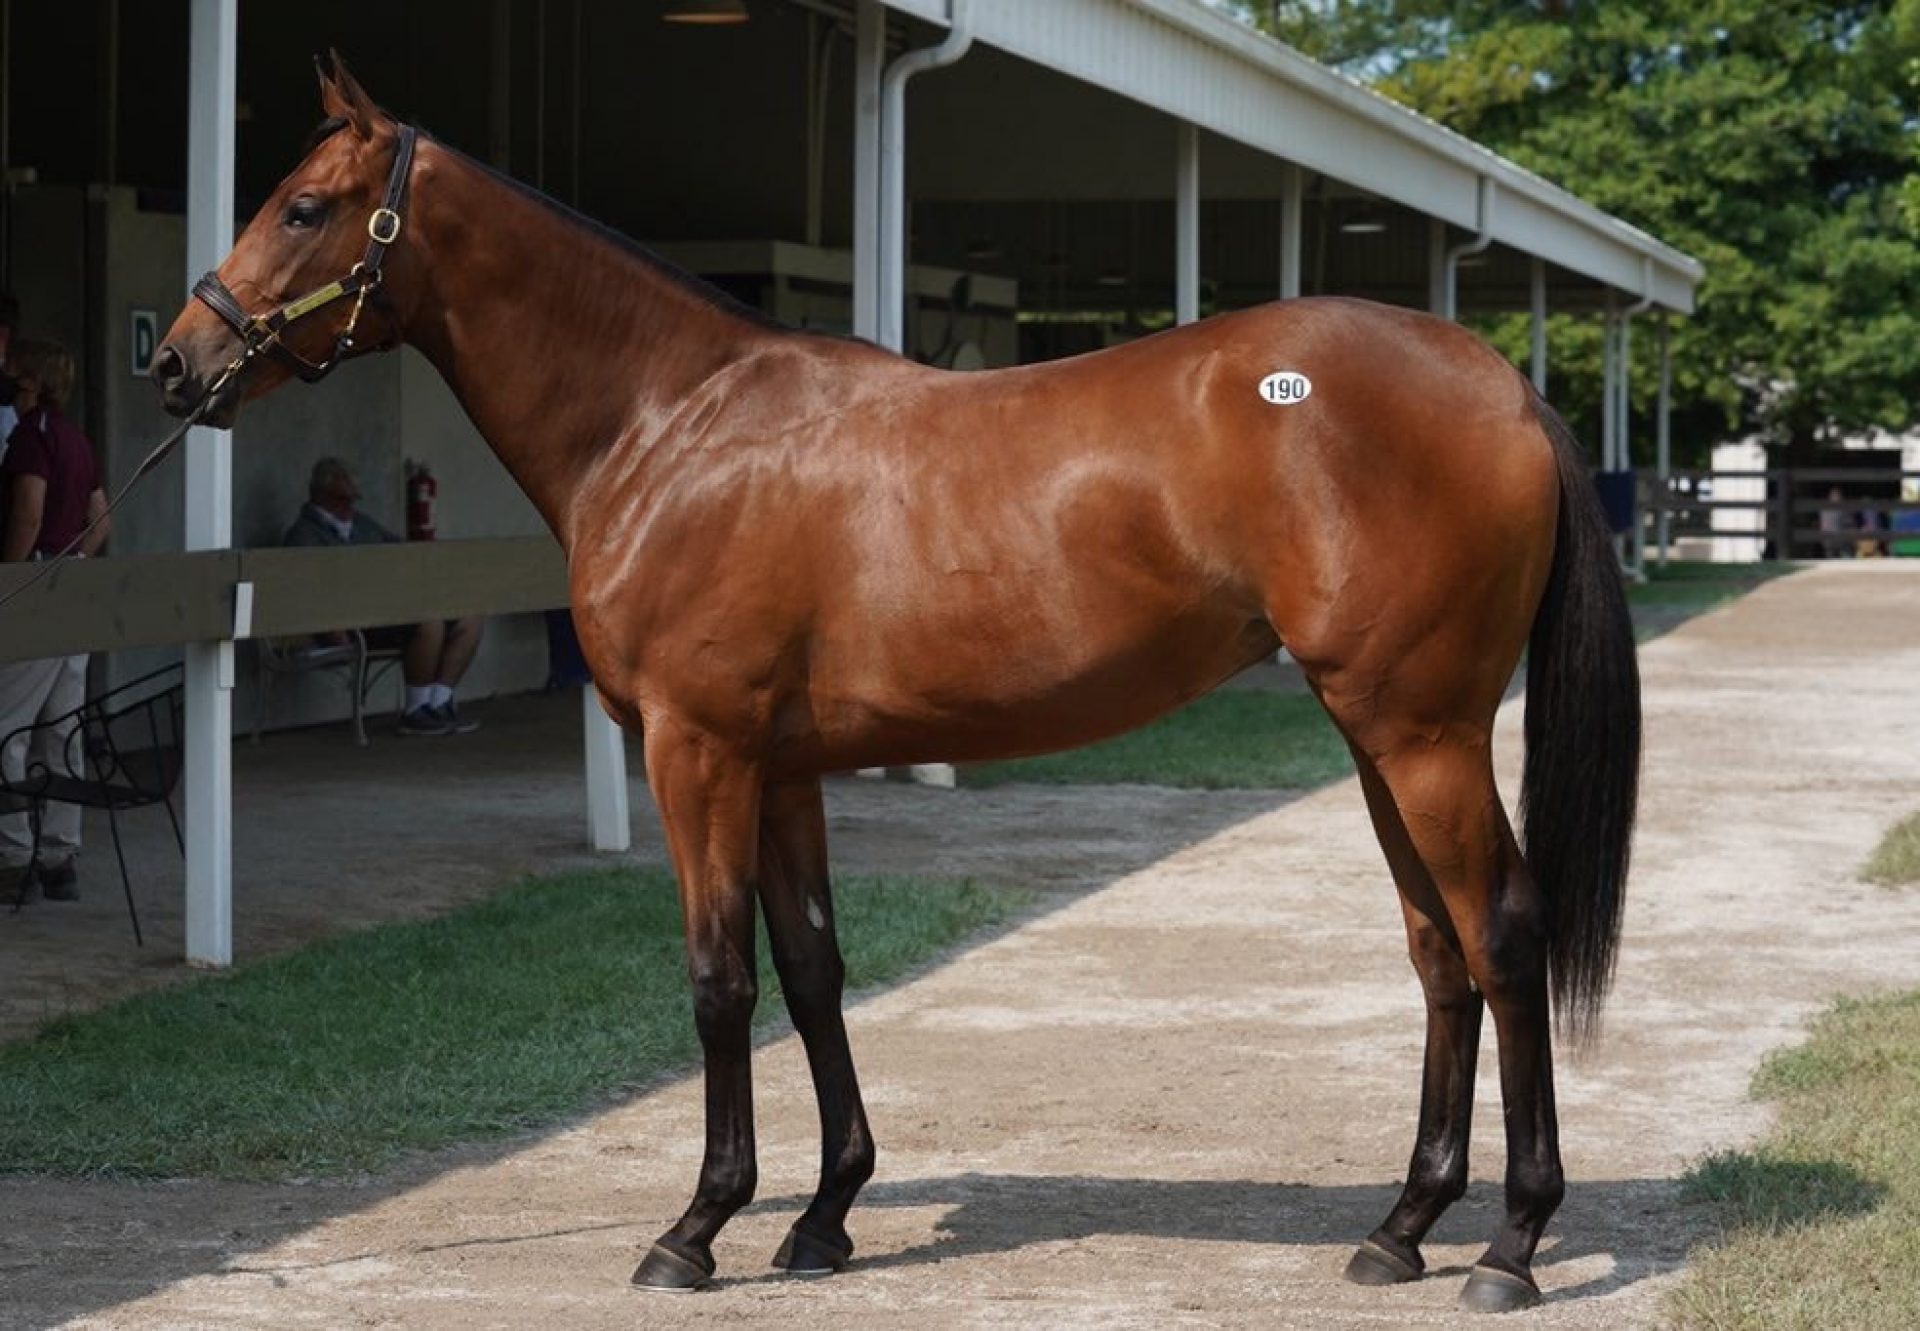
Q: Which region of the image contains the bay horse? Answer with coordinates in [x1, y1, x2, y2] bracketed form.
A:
[154, 56, 1638, 1314]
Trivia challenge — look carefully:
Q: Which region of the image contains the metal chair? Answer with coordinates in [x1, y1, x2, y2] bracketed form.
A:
[252, 629, 405, 746]
[1, 663, 185, 945]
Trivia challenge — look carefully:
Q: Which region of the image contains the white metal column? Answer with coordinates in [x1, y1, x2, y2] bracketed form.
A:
[1657, 315, 1673, 566]
[1278, 163, 1302, 300]
[184, 0, 236, 968]
[1175, 123, 1200, 325]
[1601, 309, 1618, 470]
[583, 688, 630, 851]
[1426, 218, 1448, 316]
[1621, 310, 1645, 574]
[1529, 257, 1548, 394]
[851, 0, 884, 342]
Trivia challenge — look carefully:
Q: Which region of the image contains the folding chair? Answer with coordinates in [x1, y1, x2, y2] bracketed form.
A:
[252, 629, 405, 745]
[1, 663, 185, 945]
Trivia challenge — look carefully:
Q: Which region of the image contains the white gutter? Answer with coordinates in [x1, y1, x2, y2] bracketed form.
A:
[878, 0, 974, 353]
[1441, 176, 1495, 320]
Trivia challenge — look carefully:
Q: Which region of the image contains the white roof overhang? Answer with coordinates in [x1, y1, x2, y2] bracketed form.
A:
[881, 0, 1703, 314]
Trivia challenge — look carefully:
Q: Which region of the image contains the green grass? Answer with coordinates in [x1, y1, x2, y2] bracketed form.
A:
[1627, 559, 1797, 641]
[1862, 811, 1920, 886]
[0, 867, 1028, 1181]
[964, 689, 1352, 791]
[1671, 989, 1920, 1329]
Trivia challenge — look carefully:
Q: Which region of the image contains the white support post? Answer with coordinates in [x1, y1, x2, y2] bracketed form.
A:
[1427, 217, 1448, 316]
[1529, 256, 1548, 395]
[1176, 123, 1200, 325]
[582, 688, 631, 852]
[1622, 311, 1645, 576]
[851, 0, 884, 343]
[1278, 163, 1302, 300]
[1620, 312, 1633, 469]
[184, 0, 236, 969]
[1657, 315, 1673, 567]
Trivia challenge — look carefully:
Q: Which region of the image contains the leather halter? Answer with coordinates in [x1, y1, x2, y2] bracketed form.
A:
[191, 123, 418, 384]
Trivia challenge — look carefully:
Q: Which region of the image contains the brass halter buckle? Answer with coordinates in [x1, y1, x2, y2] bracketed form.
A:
[367, 207, 402, 245]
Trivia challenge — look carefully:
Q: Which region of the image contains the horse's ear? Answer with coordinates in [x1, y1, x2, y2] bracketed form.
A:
[314, 48, 379, 140]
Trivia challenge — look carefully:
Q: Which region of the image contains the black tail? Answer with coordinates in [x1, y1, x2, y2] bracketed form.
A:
[1521, 396, 1641, 1044]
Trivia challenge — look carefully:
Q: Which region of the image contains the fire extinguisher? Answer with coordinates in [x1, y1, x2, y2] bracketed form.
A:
[406, 461, 437, 541]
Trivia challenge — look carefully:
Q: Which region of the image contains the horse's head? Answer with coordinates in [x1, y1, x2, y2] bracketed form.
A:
[154, 53, 416, 427]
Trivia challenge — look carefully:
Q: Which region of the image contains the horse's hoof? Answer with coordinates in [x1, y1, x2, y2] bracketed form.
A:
[771, 1224, 852, 1276]
[1458, 1264, 1543, 1313]
[1343, 1237, 1423, 1286]
[631, 1241, 714, 1292]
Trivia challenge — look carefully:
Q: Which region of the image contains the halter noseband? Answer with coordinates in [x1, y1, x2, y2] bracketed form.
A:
[191, 123, 418, 384]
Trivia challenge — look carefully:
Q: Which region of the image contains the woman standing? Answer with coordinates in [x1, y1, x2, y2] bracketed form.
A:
[0, 339, 110, 901]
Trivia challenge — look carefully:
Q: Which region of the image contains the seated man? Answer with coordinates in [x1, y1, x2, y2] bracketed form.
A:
[284, 457, 484, 737]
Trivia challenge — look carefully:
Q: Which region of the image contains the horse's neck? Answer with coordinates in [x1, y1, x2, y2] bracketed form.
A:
[399, 144, 775, 548]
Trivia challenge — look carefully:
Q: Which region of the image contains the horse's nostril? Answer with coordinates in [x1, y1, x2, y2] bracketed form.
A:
[152, 344, 187, 391]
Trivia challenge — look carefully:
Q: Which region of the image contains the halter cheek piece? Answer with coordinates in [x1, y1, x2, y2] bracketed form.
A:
[191, 123, 418, 384]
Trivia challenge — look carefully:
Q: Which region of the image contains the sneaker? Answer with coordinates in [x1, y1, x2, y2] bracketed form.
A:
[398, 706, 454, 737]
[434, 703, 480, 735]
[40, 859, 78, 902]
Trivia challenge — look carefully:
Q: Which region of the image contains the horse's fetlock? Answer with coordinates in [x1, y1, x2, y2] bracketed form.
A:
[834, 1131, 877, 1191]
[1508, 1159, 1564, 1219]
[700, 1161, 758, 1214]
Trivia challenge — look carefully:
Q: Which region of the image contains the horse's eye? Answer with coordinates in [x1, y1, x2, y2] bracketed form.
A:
[283, 197, 327, 230]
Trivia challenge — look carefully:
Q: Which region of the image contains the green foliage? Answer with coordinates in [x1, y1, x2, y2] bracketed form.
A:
[0, 867, 1028, 1180]
[1221, 1, 1920, 464]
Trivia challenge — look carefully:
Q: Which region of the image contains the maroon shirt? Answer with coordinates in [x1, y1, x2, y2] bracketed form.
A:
[3, 407, 99, 557]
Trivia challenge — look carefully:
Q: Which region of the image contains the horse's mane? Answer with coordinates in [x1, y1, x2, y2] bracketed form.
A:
[302, 114, 800, 334]
[429, 132, 800, 336]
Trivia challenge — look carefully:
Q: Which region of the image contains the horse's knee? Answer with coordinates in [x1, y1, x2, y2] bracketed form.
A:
[770, 939, 845, 1005]
[690, 958, 758, 1041]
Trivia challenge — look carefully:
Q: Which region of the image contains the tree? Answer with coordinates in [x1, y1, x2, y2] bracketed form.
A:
[1221, 0, 1920, 464]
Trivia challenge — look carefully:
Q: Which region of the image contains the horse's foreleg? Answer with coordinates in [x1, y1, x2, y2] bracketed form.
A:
[756, 777, 875, 1276]
[1344, 754, 1485, 1288]
[632, 723, 764, 1292]
[1368, 740, 1562, 1314]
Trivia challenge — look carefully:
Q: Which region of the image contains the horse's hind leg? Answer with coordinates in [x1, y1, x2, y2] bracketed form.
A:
[1354, 735, 1563, 1312]
[632, 721, 764, 1291]
[755, 777, 875, 1275]
[1342, 750, 1485, 1288]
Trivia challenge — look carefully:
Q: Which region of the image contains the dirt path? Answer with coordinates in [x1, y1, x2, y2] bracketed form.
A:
[8, 563, 1920, 1330]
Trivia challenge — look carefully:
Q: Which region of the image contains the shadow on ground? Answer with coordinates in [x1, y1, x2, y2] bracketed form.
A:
[9, 1169, 1723, 1325]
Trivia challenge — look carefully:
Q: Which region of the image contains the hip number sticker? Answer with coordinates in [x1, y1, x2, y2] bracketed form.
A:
[1258, 371, 1313, 405]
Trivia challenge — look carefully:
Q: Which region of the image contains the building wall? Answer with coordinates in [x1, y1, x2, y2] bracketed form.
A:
[12, 186, 555, 732]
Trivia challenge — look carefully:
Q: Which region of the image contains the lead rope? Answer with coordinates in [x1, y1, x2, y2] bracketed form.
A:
[0, 346, 254, 613]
